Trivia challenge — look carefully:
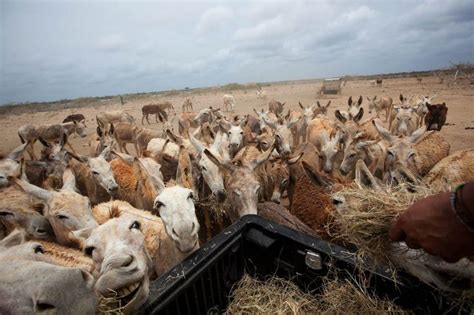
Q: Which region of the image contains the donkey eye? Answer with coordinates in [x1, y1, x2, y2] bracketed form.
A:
[154, 201, 164, 209]
[92, 171, 99, 175]
[84, 246, 95, 257]
[130, 221, 141, 230]
[188, 192, 194, 199]
[240, 131, 243, 135]
[57, 214, 69, 220]
[34, 244, 44, 254]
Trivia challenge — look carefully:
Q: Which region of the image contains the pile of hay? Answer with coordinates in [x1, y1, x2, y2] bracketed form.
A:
[226, 274, 407, 314]
[328, 183, 438, 263]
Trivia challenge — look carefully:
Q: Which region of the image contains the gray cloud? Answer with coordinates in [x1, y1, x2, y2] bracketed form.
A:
[1, 0, 473, 104]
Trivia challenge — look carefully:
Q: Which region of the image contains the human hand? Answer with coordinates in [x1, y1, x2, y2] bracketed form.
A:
[389, 192, 474, 263]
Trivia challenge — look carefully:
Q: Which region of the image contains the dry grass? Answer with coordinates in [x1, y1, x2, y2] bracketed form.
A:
[97, 292, 124, 315]
[226, 274, 407, 314]
[196, 194, 231, 219]
[327, 183, 474, 312]
[328, 183, 438, 264]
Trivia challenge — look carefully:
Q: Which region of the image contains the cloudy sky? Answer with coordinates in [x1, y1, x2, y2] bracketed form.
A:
[1, 0, 473, 104]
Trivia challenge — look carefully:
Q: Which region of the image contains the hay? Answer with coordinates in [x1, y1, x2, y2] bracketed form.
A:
[328, 183, 438, 264]
[328, 183, 474, 312]
[317, 276, 407, 314]
[226, 274, 407, 314]
[196, 195, 231, 219]
[97, 291, 124, 315]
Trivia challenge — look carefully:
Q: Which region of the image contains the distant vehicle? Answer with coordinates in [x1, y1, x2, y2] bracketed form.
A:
[319, 78, 342, 95]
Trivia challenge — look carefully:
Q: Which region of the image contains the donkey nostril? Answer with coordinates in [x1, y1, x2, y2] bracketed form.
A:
[36, 228, 46, 234]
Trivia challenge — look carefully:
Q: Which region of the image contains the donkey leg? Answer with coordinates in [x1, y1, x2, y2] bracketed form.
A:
[122, 144, 130, 155]
[134, 143, 139, 157]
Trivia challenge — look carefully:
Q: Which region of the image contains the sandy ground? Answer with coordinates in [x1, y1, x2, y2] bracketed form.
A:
[0, 76, 473, 156]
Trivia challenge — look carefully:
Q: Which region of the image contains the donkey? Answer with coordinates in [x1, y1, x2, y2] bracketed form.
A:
[18, 121, 87, 160]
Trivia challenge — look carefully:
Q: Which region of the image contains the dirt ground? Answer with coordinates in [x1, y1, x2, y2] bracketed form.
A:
[0, 76, 473, 156]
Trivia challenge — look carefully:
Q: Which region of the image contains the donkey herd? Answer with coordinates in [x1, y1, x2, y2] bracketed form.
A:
[0, 91, 472, 313]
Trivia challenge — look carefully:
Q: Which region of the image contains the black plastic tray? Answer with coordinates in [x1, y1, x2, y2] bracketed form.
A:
[140, 215, 465, 314]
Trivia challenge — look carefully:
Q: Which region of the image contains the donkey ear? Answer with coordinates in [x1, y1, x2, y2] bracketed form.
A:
[61, 168, 77, 192]
[219, 119, 232, 132]
[326, 101, 331, 107]
[15, 178, 53, 201]
[348, 96, 353, 106]
[372, 119, 394, 143]
[299, 102, 304, 110]
[250, 143, 274, 170]
[355, 159, 382, 191]
[357, 95, 363, 106]
[111, 150, 134, 164]
[302, 161, 332, 188]
[176, 149, 194, 191]
[204, 149, 234, 172]
[335, 110, 347, 123]
[67, 151, 88, 163]
[7, 142, 28, 161]
[317, 101, 321, 108]
[262, 116, 277, 130]
[96, 117, 104, 128]
[96, 126, 103, 137]
[166, 129, 181, 145]
[0, 229, 27, 249]
[287, 152, 304, 165]
[38, 137, 50, 148]
[72, 228, 94, 244]
[353, 107, 364, 123]
[189, 133, 206, 154]
[240, 115, 249, 127]
[408, 126, 426, 143]
[99, 145, 112, 160]
[60, 133, 68, 148]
